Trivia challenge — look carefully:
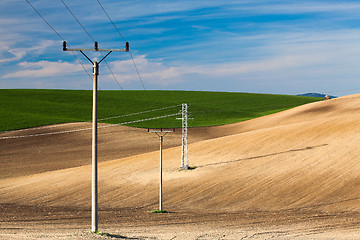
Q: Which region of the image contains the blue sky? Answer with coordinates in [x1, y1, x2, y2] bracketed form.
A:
[1, 0, 360, 96]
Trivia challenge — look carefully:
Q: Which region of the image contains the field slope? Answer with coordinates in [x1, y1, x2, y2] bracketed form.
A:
[2, 93, 360, 239]
[0, 89, 320, 131]
[1, 93, 360, 213]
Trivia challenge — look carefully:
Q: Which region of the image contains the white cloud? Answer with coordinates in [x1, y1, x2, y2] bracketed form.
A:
[2, 0, 360, 95]
[2, 60, 83, 78]
[260, 2, 360, 14]
[100, 26, 360, 91]
[85, 0, 248, 21]
[0, 40, 56, 64]
[107, 55, 183, 86]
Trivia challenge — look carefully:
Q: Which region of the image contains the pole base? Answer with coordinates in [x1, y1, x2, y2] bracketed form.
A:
[179, 165, 189, 170]
[152, 210, 168, 213]
[180, 165, 197, 171]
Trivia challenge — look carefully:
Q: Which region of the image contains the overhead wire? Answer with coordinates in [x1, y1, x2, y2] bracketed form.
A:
[60, 0, 95, 42]
[60, 0, 125, 92]
[0, 112, 181, 140]
[98, 104, 182, 121]
[26, 0, 62, 40]
[28, 0, 143, 94]
[0, 122, 87, 134]
[8, 91, 360, 140]
[102, 59, 125, 91]
[25, 0, 159, 136]
[25, 0, 92, 81]
[95, 0, 126, 42]
[95, 0, 146, 90]
[128, 51, 146, 90]
[0, 103, 183, 133]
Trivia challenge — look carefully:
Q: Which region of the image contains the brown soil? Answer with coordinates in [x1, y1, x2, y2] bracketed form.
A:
[2, 94, 360, 239]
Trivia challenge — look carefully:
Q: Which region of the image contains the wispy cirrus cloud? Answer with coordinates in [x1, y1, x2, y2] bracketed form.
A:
[251, 1, 360, 15]
[0, 40, 56, 64]
[1, 0, 360, 95]
[101, 25, 360, 94]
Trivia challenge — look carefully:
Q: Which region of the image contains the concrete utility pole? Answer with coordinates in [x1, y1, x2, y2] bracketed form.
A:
[148, 128, 175, 211]
[63, 41, 129, 232]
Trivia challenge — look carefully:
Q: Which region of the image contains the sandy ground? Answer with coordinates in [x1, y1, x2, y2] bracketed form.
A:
[2, 94, 360, 239]
[2, 204, 360, 239]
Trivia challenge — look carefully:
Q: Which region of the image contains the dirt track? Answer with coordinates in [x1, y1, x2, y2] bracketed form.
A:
[2, 94, 360, 239]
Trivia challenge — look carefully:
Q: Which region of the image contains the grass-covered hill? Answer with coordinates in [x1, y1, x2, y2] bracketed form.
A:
[0, 89, 321, 132]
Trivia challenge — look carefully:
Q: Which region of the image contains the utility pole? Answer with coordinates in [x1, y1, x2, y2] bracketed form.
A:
[177, 103, 191, 169]
[148, 128, 175, 211]
[63, 41, 129, 232]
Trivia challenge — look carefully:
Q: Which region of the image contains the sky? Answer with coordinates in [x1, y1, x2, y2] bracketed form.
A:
[1, 0, 360, 96]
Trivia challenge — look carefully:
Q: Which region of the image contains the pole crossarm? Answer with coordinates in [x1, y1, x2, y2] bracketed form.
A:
[98, 51, 112, 64]
[66, 48, 128, 52]
[63, 41, 129, 52]
[148, 128, 175, 137]
[79, 50, 94, 64]
[148, 128, 175, 133]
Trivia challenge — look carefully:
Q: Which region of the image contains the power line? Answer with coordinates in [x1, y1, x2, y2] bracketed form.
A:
[60, 0, 126, 92]
[60, 0, 96, 42]
[120, 112, 180, 125]
[0, 112, 181, 140]
[0, 122, 86, 134]
[26, 0, 63, 40]
[25, 0, 92, 80]
[0, 125, 93, 139]
[128, 50, 146, 90]
[95, 0, 126, 42]
[72, 52, 93, 80]
[6, 92, 360, 140]
[0, 100, 322, 135]
[95, 0, 146, 90]
[98, 104, 182, 121]
[102, 59, 124, 90]
[0, 104, 182, 134]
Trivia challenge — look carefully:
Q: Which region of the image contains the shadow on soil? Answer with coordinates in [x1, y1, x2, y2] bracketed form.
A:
[197, 144, 328, 168]
[95, 232, 141, 239]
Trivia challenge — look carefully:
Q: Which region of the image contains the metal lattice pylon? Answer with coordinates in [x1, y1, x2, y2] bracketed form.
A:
[180, 103, 189, 169]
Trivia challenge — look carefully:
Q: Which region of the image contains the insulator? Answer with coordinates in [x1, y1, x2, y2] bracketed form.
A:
[62, 41, 67, 51]
[94, 41, 98, 51]
[126, 42, 129, 52]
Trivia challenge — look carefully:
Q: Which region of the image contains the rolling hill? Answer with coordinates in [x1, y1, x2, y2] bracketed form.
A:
[1, 93, 360, 215]
[0, 89, 320, 131]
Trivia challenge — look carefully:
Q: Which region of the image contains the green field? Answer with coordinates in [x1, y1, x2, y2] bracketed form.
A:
[0, 89, 321, 132]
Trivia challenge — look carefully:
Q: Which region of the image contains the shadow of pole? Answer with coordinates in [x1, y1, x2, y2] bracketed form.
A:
[94, 232, 143, 239]
[196, 144, 329, 168]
